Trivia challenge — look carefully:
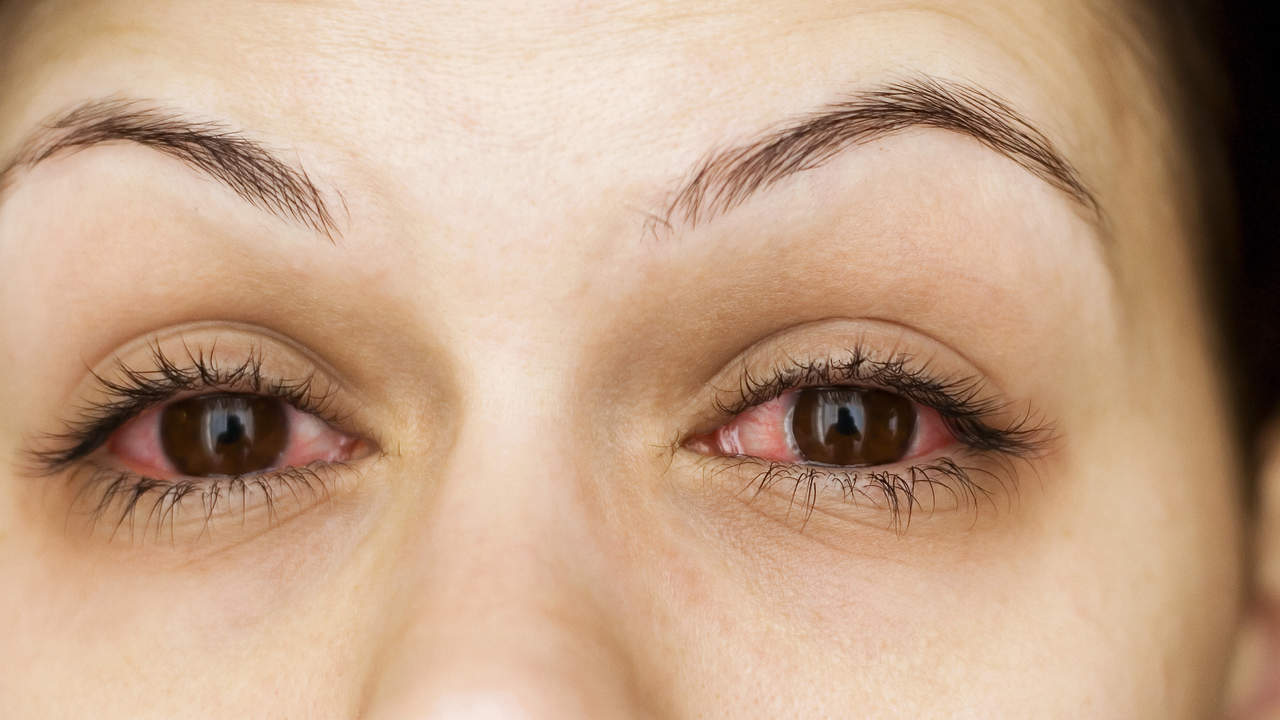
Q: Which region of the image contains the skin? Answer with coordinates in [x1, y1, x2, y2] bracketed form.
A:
[0, 0, 1258, 717]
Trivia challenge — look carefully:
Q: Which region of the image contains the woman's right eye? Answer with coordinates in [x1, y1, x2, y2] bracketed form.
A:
[108, 392, 364, 480]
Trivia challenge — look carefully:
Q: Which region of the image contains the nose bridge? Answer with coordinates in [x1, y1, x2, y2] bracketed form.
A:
[360, 394, 649, 719]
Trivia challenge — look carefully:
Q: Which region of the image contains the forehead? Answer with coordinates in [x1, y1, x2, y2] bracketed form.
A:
[0, 0, 1143, 230]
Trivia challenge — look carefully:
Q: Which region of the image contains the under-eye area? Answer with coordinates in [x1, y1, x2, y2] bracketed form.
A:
[21, 324, 379, 544]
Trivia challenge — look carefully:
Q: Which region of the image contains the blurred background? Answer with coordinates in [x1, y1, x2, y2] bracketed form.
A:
[1220, 0, 1280, 441]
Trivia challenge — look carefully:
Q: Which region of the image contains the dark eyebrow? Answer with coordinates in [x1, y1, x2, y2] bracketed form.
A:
[658, 76, 1100, 232]
[0, 98, 341, 240]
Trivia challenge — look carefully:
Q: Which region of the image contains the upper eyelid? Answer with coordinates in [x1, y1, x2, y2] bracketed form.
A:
[714, 351, 997, 417]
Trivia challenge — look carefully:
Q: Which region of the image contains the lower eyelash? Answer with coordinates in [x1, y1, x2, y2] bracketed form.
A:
[725, 454, 1021, 532]
[65, 460, 349, 543]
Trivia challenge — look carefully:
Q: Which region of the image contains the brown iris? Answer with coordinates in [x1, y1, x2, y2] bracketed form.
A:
[159, 394, 288, 476]
[791, 387, 915, 466]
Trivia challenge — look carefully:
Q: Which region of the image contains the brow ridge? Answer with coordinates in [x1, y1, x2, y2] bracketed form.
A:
[660, 76, 1100, 232]
[0, 98, 340, 240]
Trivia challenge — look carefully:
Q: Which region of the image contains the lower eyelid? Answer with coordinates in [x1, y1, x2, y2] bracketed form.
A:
[725, 457, 998, 532]
[63, 460, 360, 547]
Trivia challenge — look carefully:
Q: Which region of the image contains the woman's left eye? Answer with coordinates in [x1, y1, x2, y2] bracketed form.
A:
[689, 387, 954, 467]
[108, 393, 362, 479]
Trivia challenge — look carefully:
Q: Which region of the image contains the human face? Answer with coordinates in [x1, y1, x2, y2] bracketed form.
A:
[0, 1, 1242, 717]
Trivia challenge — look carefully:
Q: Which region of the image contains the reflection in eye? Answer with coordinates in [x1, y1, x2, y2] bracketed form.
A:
[160, 394, 289, 476]
[792, 388, 916, 465]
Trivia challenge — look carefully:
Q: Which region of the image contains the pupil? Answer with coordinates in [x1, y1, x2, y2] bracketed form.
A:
[160, 394, 288, 477]
[791, 387, 915, 466]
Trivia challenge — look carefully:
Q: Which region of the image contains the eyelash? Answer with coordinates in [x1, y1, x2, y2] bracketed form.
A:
[28, 343, 353, 538]
[704, 348, 1052, 529]
[65, 462, 350, 544]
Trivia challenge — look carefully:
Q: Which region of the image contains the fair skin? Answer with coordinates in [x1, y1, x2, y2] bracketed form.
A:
[0, 1, 1259, 717]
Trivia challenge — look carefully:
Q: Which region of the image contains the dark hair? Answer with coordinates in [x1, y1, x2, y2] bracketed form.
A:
[1147, 1, 1280, 465]
[1217, 2, 1280, 445]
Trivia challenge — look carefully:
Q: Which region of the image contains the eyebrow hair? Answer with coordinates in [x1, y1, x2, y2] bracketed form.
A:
[658, 76, 1100, 232]
[0, 98, 341, 239]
